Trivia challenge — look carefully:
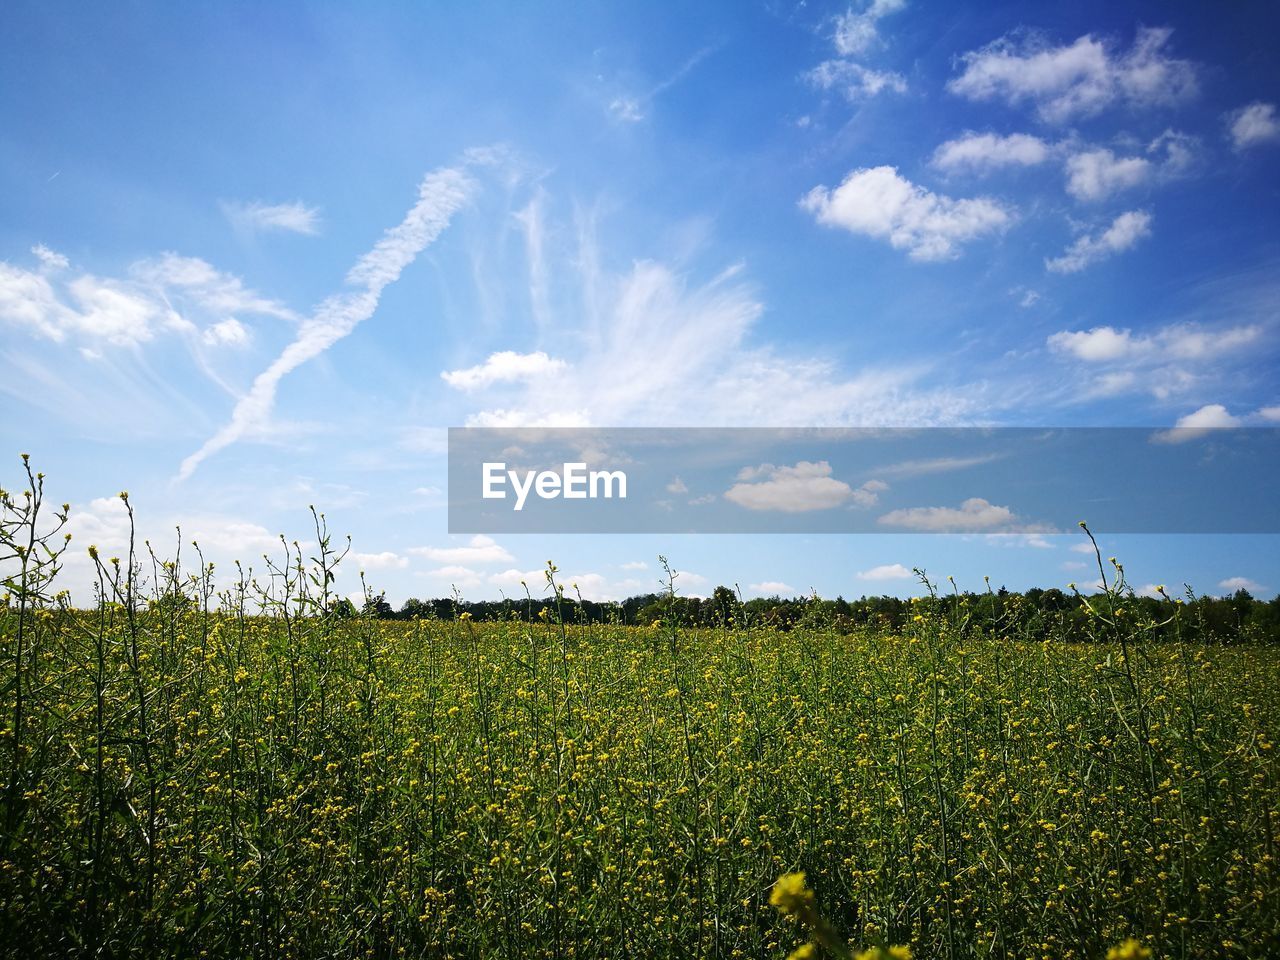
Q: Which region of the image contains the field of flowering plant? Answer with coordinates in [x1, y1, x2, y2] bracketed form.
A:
[1, 465, 1278, 959]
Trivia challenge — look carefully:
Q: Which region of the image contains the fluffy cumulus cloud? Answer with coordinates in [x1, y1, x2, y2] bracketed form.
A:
[1219, 576, 1267, 595]
[832, 0, 906, 55]
[949, 26, 1197, 124]
[0, 247, 293, 348]
[222, 200, 322, 235]
[1045, 210, 1151, 273]
[409, 535, 514, 565]
[441, 350, 567, 391]
[807, 59, 906, 100]
[1151, 403, 1241, 443]
[351, 551, 410, 571]
[53, 497, 292, 602]
[1063, 149, 1151, 202]
[724, 461, 861, 512]
[1227, 102, 1280, 151]
[1048, 322, 1261, 363]
[801, 166, 1012, 261]
[878, 497, 1019, 531]
[1062, 133, 1195, 202]
[856, 562, 913, 581]
[804, 0, 907, 102]
[931, 132, 1050, 174]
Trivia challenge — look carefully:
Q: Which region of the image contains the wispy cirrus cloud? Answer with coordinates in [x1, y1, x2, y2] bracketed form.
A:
[222, 200, 322, 236]
[179, 163, 476, 480]
[440, 196, 987, 430]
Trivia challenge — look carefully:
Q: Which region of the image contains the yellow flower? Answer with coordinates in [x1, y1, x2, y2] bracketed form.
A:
[770, 872, 815, 918]
[1106, 938, 1151, 960]
[787, 943, 817, 960]
[856, 947, 912, 960]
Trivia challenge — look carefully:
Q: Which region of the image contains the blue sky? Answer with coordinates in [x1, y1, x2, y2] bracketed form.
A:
[2, 0, 1278, 604]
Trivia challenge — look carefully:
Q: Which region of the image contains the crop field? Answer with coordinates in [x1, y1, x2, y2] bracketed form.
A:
[1, 488, 1279, 959]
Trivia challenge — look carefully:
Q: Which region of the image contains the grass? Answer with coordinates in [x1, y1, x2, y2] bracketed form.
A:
[1, 478, 1278, 958]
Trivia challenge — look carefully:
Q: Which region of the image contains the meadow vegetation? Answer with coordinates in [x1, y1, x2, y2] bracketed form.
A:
[2, 459, 1278, 958]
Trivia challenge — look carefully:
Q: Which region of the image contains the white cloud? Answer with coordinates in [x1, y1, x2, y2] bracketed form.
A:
[223, 200, 321, 235]
[1048, 326, 1136, 362]
[419, 564, 485, 589]
[605, 44, 718, 125]
[57, 498, 289, 602]
[179, 163, 475, 480]
[874, 454, 1000, 478]
[64, 275, 163, 346]
[457, 199, 988, 430]
[620, 560, 649, 571]
[725, 461, 855, 512]
[1045, 210, 1151, 273]
[931, 132, 1050, 174]
[202, 317, 250, 347]
[857, 562, 913, 580]
[352, 551, 409, 571]
[31, 243, 69, 270]
[132, 253, 297, 321]
[1062, 133, 1194, 202]
[608, 97, 644, 123]
[1063, 149, 1151, 201]
[850, 478, 889, 507]
[441, 350, 567, 391]
[1151, 403, 1240, 443]
[666, 477, 689, 494]
[878, 497, 1018, 531]
[1258, 406, 1280, 423]
[802, 166, 1012, 261]
[0, 262, 74, 341]
[748, 581, 795, 595]
[1219, 576, 1267, 595]
[807, 59, 907, 100]
[948, 26, 1197, 123]
[1048, 321, 1261, 362]
[0, 248, 295, 350]
[1227, 102, 1280, 151]
[832, 0, 906, 55]
[409, 534, 513, 566]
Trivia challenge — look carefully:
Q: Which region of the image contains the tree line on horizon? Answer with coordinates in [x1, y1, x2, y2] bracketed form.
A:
[349, 583, 1280, 643]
